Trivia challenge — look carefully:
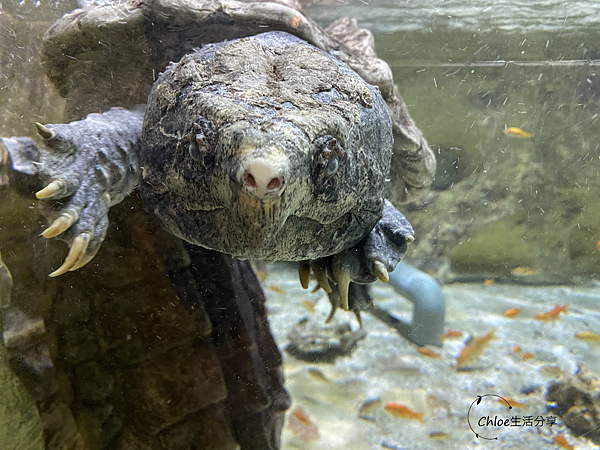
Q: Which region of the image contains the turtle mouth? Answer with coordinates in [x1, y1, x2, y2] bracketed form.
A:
[186, 192, 289, 259]
[234, 191, 286, 229]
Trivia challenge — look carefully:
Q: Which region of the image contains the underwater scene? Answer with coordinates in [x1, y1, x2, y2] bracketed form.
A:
[1, 0, 600, 449]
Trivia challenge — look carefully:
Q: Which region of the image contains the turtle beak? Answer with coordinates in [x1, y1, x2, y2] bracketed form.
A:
[232, 149, 290, 230]
[236, 149, 288, 201]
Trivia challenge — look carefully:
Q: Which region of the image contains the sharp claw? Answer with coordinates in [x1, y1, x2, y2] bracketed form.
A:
[36, 179, 66, 199]
[325, 308, 336, 323]
[310, 262, 332, 293]
[41, 211, 78, 238]
[35, 122, 56, 140]
[299, 261, 310, 289]
[332, 262, 351, 311]
[49, 233, 91, 277]
[406, 234, 415, 243]
[326, 292, 337, 323]
[354, 310, 363, 328]
[70, 252, 95, 271]
[373, 260, 389, 283]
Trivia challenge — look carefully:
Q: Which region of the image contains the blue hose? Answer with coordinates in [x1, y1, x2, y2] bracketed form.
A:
[387, 262, 445, 347]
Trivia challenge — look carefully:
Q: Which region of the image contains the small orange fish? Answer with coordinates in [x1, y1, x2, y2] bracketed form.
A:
[288, 407, 319, 441]
[484, 279, 494, 286]
[501, 396, 527, 408]
[575, 330, 600, 342]
[511, 266, 538, 276]
[456, 348, 475, 367]
[293, 409, 312, 426]
[597, 240, 600, 252]
[553, 434, 574, 450]
[511, 345, 522, 353]
[504, 308, 522, 318]
[256, 270, 267, 282]
[417, 347, 441, 358]
[384, 403, 425, 423]
[440, 330, 463, 340]
[535, 304, 568, 321]
[521, 352, 534, 361]
[428, 431, 448, 440]
[503, 127, 531, 138]
[302, 300, 316, 314]
[456, 329, 496, 367]
[269, 284, 286, 295]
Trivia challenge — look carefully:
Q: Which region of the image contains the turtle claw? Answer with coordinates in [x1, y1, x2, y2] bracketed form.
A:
[298, 260, 332, 293]
[34, 122, 56, 140]
[41, 211, 78, 238]
[373, 260, 389, 283]
[298, 260, 310, 289]
[302, 200, 413, 321]
[70, 252, 96, 272]
[353, 310, 363, 328]
[323, 283, 364, 328]
[324, 288, 339, 323]
[310, 261, 332, 293]
[18, 109, 142, 277]
[325, 307, 336, 323]
[49, 233, 91, 277]
[332, 261, 351, 311]
[36, 179, 66, 199]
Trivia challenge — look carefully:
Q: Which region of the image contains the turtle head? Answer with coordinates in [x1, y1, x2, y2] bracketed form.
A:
[139, 32, 393, 261]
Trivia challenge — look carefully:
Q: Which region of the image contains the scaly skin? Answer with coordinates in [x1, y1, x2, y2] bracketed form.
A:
[141, 32, 393, 261]
[0, 5, 434, 450]
[305, 200, 413, 322]
[1, 107, 143, 276]
[1, 32, 414, 314]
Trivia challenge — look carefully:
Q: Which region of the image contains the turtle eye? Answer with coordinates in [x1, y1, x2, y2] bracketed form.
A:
[189, 142, 202, 162]
[311, 135, 346, 197]
[185, 117, 217, 166]
[189, 134, 210, 163]
[326, 157, 338, 176]
[312, 135, 345, 177]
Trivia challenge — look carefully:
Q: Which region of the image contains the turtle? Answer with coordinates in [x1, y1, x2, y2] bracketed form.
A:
[0, 1, 436, 449]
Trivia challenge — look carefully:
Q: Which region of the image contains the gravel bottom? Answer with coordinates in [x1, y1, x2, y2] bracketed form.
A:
[263, 263, 600, 450]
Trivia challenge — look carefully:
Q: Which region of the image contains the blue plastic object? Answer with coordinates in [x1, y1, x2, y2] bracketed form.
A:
[387, 262, 445, 346]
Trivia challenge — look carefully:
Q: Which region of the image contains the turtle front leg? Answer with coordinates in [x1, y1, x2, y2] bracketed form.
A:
[299, 200, 414, 321]
[1, 107, 144, 276]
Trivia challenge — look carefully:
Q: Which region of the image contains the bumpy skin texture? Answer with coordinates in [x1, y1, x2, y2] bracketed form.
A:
[2, 32, 413, 312]
[39, 0, 435, 206]
[0, 2, 434, 450]
[141, 31, 393, 261]
[2, 32, 413, 284]
[2, 108, 143, 276]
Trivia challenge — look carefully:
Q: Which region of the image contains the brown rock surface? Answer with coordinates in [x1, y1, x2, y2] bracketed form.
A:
[2, 195, 289, 449]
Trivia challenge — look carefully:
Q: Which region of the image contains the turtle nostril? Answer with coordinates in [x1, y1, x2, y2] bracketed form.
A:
[267, 177, 281, 190]
[238, 157, 286, 199]
[244, 172, 257, 188]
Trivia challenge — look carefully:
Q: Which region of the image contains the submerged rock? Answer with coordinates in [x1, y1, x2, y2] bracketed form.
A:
[546, 365, 600, 445]
[286, 316, 366, 363]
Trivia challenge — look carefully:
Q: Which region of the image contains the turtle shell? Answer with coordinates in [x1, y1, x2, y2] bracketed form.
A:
[1, 2, 436, 449]
[41, 0, 435, 205]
